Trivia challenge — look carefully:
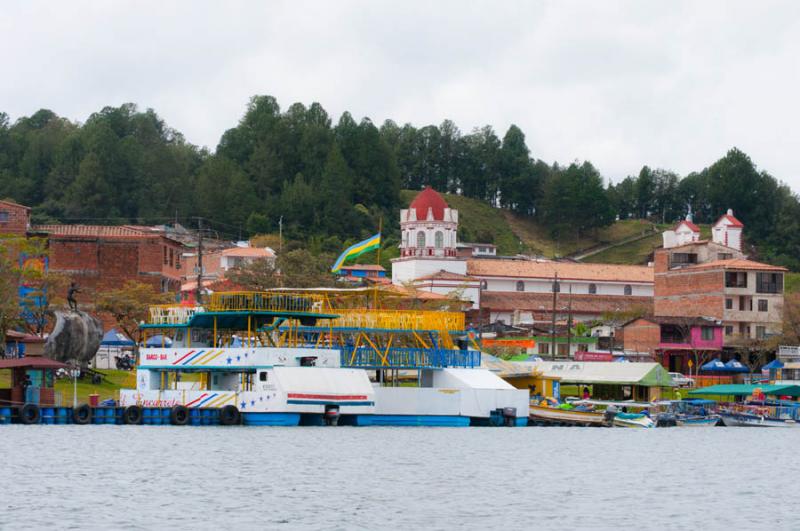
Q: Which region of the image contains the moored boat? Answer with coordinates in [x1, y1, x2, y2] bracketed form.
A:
[528, 403, 608, 427]
[612, 411, 655, 428]
[675, 415, 721, 427]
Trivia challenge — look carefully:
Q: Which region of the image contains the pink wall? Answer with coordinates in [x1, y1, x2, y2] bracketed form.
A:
[659, 326, 723, 350]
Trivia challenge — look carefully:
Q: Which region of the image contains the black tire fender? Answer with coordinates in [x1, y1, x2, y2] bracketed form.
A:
[18, 403, 41, 425]
[123, 405, 143, 425]
[219, 405, 241, 426]
[170, 405, 189, 426]
[73, 404, 92, 425]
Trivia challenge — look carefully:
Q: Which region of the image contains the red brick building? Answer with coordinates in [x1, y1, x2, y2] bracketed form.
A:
[0, 199, 31, 235]
[33, 224, 186, 307]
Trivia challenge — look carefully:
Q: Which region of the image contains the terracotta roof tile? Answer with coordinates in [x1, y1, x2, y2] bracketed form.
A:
[415, 269, 478, 281]
[34, 224, 157, 238]
[221, 247, 275, 258]
[340, 264, 385, 271]
[480, 292, 653, 315]
[684, 258, 787, 272]
[467, 259, 654, 283]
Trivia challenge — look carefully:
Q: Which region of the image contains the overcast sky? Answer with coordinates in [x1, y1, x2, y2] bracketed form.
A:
[3, 1, 799, 189]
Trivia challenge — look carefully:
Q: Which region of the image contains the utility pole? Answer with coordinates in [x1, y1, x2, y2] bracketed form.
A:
[278, 216, 283, 255]
[551, 272, 558, 358]
[195, 218, 203, 306]
[566, 284, 573, 358]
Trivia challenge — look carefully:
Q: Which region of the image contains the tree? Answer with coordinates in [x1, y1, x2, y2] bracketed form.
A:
[226, 249, 338, 290]
[96, 281, 171, 354]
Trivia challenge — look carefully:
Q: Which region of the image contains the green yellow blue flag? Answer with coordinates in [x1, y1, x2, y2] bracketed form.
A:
[331, 233, 381, 273]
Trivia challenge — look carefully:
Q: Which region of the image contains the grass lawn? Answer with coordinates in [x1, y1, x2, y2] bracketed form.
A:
[1, 368, 134, 405]
[54, 369, 135, 405]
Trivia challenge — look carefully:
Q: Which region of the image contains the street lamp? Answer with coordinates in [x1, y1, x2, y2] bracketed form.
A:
[70, 368, 80, 407]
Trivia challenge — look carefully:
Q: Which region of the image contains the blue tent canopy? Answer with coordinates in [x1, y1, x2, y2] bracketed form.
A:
[100, 328, 134, 347]
[762, 359, 784, 370]
[701, 358, 727, 371]
[724, 359, 749, 373]
[145, 335, 173, 347]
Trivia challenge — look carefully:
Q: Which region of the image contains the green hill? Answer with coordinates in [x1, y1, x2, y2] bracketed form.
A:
[402, 190, 671, 263]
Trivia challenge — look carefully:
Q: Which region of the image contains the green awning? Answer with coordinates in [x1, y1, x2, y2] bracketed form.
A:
[689, 384, 800, 397]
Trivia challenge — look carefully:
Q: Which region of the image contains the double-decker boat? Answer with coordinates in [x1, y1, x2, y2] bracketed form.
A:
[119, 291, 529, 427]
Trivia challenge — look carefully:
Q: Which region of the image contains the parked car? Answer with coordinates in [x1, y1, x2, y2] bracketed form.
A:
[669, 372, 695, 387]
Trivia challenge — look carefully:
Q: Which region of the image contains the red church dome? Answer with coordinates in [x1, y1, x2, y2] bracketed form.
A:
[409, 186, 448, 221]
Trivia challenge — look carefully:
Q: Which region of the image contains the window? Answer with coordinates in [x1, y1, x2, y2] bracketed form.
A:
[516, 281, 525, 292]
[725, 325, 734, 336]
[480, 280, 487, 290]
[739, 323, 750, 337]
[0, 211, 8, 223]
[738, 296, 751, 311]
[557, 344, 569, 356]
[700, 327, 714, 341]
[624, 285, 632, 296]
[588, 283, 597, 295]
[672, 253, 698, 266]
[758, 299, 768, 312]
[435, 231, 444, 249]
[660, 325, 686, 344]
[756, 326, 767, 339]
[718, 253, 733, 260]
[259, 372, 268, 382]
[169, 248, 174, 267]
[163, 246, 168, 265]
[725, 272, 747, 288]
[576, 344, 588, 352]
[538, 343, 549, 355]
[416, 231, 426, 248]
[725, 298, 733, 310]
[756, 272, 783, 294]
[552, 281, 560, 293]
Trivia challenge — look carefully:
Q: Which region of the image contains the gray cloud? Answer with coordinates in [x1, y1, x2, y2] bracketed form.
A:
[2, 0, 799, 187]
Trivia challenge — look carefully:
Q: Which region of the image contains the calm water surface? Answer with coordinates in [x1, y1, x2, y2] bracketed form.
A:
[0, 426, 797, 530]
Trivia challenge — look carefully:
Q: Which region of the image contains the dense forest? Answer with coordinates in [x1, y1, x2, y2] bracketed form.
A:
[1, 96, 799, 269]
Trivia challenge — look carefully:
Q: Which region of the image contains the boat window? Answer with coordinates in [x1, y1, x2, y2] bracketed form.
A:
[259, 372, 268, 382]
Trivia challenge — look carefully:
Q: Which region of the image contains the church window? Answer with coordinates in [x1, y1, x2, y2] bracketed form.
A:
[417, 231, 426, 248]
[516, 281, 524, 292]
[435, 231, 444, 248]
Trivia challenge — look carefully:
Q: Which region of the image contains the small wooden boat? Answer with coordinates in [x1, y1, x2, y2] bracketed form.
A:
[675, 415, 720, 427]
[612, 412, 655, 428]
[528, 404, 608, 427]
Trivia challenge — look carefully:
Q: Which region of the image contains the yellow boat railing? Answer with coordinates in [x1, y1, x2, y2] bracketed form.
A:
[208, 291, 331, 314]
[321, 309, 464, 333]
[149, 305, 204, 325]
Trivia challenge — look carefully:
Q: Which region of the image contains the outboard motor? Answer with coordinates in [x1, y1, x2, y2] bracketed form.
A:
[604, 405, 618, 426]
[324, 405, 340, 426]
[502, 407, 517, 427]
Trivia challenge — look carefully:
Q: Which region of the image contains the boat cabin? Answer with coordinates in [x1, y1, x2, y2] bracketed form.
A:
[0, 357, 68, 406]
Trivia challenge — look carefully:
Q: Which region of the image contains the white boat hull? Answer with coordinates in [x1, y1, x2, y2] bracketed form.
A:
[719, 412, 798, 428]
[675, 416, 720, 428]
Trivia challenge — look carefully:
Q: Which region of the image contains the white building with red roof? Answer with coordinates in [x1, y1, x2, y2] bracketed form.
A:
[662, 215, 701, 248]
[712, 209, 744, 251]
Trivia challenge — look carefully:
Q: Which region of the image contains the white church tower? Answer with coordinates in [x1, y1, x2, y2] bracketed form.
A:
[392, 187, 469, 283]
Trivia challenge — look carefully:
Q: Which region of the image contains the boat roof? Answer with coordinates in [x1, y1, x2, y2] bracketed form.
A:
[689, 384, 800, 397]
[141, 310, 340, 330]
[0, 357, 69, 370]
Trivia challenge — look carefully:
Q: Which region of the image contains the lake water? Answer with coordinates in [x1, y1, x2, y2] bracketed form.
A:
[0, 426, 797, 530]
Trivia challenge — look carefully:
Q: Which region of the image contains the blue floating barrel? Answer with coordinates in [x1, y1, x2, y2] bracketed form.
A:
[142, 408, 154, 425]
[56, 407, 70, 424]
[41, 408, 55, 425]
[190, 408, 201, 426]
[0, 407, 11, 425]
[161, 408, 171, 425]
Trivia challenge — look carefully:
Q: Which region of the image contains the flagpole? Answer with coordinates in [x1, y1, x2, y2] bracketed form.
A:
[373, 217, 383, 309]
